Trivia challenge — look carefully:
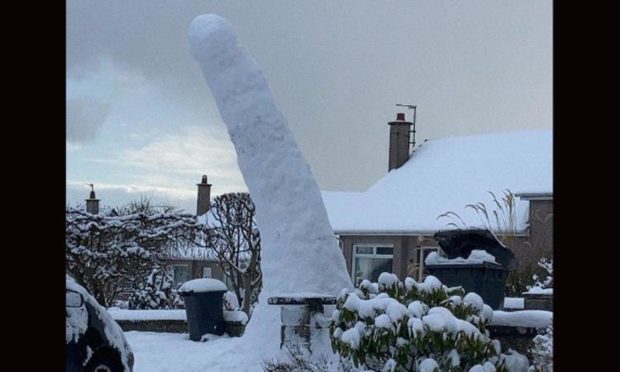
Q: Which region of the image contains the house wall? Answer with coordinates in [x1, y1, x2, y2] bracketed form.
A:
[340, 234, 437, 281]
[338, 198, 552, 282]
[528, 199, 553, 256]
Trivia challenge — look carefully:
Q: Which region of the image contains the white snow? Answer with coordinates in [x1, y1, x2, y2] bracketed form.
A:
[404, 277, 417, 291]
[490, 310, 552, 329]
[386, 302, 408, 323]
[189, 12, 352, 361]
[342, 292, 404, 319]
[524, 287, 553, 295]
[359, 279, 379, 294]
[321, 129, 552, 234]
[503, 297, 524, 309]
[178, 278, 227, 293]
[480, 304, 494, 323]
[340, 328, 361, 349]
[374, 314, 394, 331]
[425, 250, 498, 266]
[378, 272, 399, 288]
[407, 317, 424, 336]
[469, 362, 496, 372]
[463, 293, 484, 312]
[108, 309, 187, 321]
[422, 307, 480, 337]
[223, 310, 249, 324]
[416, 275, 443, 293]
[408, 300, 429, 318]
[66, 276, 132, 371]
[419, 358, 439, 372]
[124, 331, 264, 371]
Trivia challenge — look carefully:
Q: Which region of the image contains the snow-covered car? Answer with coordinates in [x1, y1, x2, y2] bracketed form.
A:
[66, 276, 134, 372]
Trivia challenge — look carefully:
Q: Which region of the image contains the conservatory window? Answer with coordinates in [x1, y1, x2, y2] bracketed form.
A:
[352, 244, 393, 286]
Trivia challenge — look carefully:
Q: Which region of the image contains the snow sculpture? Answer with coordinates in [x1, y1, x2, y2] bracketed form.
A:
[189, 13, 352, 351]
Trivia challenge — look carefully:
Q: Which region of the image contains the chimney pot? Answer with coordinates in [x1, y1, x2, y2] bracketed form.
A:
[396, 112, 405, 121]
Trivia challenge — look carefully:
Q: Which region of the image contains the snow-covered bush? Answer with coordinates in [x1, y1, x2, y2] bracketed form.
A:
[128, 267, 182, 309]
[330, 273, 528, 371]
[263, 344, 335, 372]
[528, 258, 553, 291]
[529, 324, 552, 371]
[66, 201, 198, 306]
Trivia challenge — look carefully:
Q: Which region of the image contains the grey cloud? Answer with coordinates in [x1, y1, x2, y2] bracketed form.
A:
[66, 97, 110, 144]
[67, 1, 551, 193]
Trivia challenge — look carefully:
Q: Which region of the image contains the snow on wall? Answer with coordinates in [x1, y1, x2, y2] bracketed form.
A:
[108, 309, 187, 321]
[490, 310, 552, 329]
[189, 13, 352, 360]
[322, 129, 552, 234]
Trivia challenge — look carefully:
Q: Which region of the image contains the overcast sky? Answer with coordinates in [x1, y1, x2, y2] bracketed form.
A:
[66, 0, 552, 213]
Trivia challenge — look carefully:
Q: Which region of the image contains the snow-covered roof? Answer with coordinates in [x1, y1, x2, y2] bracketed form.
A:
[322, 129, 552, 234]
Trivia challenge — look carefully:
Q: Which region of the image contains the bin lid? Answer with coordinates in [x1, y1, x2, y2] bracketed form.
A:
[178, 278, 227, 294]
[433, 229, 517, 270]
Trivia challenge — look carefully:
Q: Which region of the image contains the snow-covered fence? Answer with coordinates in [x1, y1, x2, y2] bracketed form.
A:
[108, 308, 248, 336]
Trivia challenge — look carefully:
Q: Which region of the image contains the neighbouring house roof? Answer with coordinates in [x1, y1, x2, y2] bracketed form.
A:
[321, 129, 552, 235]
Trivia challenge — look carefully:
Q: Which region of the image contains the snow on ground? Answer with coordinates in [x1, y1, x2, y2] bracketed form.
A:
[490, 310, 552, 329]
[189, 13, 352, 362]
[108, 309, 186, 321]
[124, 331, 265, 372]
[503, 297, 524, 310]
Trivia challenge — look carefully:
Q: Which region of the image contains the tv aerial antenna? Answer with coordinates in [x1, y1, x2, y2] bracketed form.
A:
[395, 104, 417, 153]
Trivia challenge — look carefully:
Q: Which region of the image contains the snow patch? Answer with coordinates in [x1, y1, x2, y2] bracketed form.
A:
[490, 310, 552, 329]
[178, 278, 227, 293]
[223, 310, 248, 324]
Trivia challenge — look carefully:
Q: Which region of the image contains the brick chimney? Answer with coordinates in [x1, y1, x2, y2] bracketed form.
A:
[196, 175, 212, 216]
[85, 184, 100, 215]
[388, 112, 413, 171]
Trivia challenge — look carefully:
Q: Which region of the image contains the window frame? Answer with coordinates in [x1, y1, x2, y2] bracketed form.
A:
[170, 264, 191, 289]
[352, 243, 394, 284]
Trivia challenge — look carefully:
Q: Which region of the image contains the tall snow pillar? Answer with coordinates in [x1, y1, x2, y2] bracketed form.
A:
[85, 185, 100, 215]
[196, 175, 212, 216]
[188, 12, 353, 364]
[388, 112, 412, 171]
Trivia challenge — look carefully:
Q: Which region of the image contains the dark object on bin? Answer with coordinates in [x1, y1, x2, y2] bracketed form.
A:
[178, 279, 227, 341]
[425, 229, 516, 310]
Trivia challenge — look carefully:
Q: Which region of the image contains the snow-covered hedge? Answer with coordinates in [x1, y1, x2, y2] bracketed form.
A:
[128, 267, 182, 310]
[330, 273, 529, 371]
[529, 324, 552, 371]
[528, 257, 553, 292]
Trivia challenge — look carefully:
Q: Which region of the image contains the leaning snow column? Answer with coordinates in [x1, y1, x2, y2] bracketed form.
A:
[189, 13, 352, 348]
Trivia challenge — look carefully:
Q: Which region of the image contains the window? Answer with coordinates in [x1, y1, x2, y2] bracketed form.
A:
[202, 267, 212, 278]
[171, 264, 190, 289]
[352, 244, 394, 286]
